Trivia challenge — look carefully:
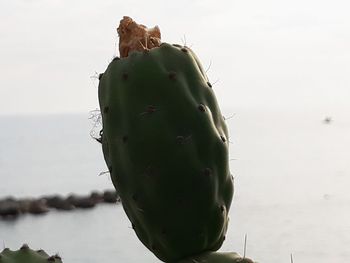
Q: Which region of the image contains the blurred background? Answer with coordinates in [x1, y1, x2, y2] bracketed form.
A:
[1, 0, 349, 262]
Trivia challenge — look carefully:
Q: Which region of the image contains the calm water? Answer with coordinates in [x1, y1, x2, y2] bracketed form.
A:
[0, 109, 349, 263]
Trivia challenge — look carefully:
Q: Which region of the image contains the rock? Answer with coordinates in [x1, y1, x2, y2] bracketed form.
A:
[0, 197, 20, 217]
[43, 195, 75, 210]
[18, 199, 33, 213]
[0, 189, 121, 219]
[27, 199, 49, 215]
[103, 190, 119, 203]
[67, 194, 96, 209]
[90, 191, 104, 204]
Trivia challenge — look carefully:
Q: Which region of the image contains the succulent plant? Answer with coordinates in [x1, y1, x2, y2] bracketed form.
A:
[98, 17, 234, 262]
[0, 244, 62, 263]
[177, 251, 255, 263]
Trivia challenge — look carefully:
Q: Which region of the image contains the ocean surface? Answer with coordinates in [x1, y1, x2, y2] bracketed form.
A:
[0, 109, 349, 263]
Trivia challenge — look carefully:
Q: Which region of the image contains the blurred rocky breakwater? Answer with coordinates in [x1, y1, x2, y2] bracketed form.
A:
[0, 190, 119, 219]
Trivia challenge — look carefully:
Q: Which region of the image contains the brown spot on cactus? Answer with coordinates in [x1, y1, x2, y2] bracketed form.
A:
[202, 168, 212, 177]
[177, 198, 184, 205]
[198, 104, 206, 112]
[47, 256, 55, 262]
[176, 136, 184, 144]
[220, 135, 226, 142]
[176, 135, 192, 145]
[220, 205, 225, 213]
[161, 228, 167, 235]
[117, 16, 161, 58]
[122, 135, 128, 143]
[132, 194, 138, 201]
[146, 105, 156, 113]
[20, 244, 29, 250]
[140, 105, 157, 116]
[122, 73, 128, 80]
[144, 166, 155, 177]
[168, 71, 177, 80]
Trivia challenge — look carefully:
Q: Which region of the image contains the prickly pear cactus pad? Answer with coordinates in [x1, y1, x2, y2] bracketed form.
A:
[0, 244, 62, 263]
[178, 252, 255, 263]
[98, 17, 234, 262]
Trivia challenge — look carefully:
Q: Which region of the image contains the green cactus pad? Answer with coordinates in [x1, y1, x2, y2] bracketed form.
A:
[177, 251, 255, 263]
[0, 244, 62, 263]
[99, 43, 233, 262]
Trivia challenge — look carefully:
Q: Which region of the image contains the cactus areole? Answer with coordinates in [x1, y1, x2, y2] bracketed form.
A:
[98, 17, 234, 262]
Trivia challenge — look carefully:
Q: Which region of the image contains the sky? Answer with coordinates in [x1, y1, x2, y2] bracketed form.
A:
[0, 0, 349, 115]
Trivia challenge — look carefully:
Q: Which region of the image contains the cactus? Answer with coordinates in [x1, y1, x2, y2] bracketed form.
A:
[98, 17, 234, 262]
[0, 244, 62, 263]
[177, 252, 255, 263]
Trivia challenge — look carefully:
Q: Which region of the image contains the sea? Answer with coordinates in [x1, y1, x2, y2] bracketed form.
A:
[0, 108, 349, 263]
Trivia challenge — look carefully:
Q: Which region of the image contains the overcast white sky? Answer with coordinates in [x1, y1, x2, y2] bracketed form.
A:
[0, 0, 349, 115]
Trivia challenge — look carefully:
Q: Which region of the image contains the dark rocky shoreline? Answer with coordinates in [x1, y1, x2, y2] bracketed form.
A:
[0, 190, 120, 219]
